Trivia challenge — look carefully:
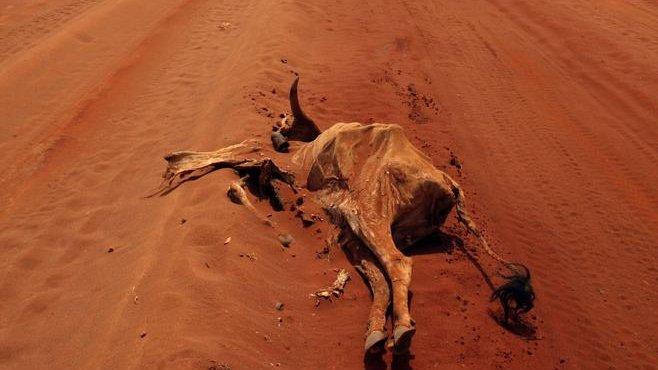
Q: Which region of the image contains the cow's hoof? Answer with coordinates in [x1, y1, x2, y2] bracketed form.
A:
[364, 330, 387, 354]
[393, 325, 416, 354]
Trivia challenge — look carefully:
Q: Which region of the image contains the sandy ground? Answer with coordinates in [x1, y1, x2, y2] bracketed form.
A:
[0, 0, 657, 369]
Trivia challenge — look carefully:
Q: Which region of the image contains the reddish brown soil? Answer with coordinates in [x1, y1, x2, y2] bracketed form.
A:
[0, 1, 656, 369]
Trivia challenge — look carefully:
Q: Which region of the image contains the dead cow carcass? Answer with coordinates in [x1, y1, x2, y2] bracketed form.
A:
[152, 78, 535, 356]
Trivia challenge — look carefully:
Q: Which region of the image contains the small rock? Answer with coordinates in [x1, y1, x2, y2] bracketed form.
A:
[208, 361, 232, 370]
[449, 154, 462, 169]
[218, 22, 232, 31]
[278, 234, 294, 248]
[277, 317, 283, 322]
[275, 302, 284, 311]
[239, 252, 256, 261]
[107, 248, 114, 253]
[271, 131, 289, 152]
[295, 197, 304, 206]
[140, 332, 147, 339]
[224, 237, 231, 245]
[298, 213, 315, 228]
[316, 244, 330, 259]
[180, 218, 187, 225]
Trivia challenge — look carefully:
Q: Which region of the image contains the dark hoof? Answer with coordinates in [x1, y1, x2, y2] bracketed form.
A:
[364, 330, 387, 354]
[393, 325, 416, 354]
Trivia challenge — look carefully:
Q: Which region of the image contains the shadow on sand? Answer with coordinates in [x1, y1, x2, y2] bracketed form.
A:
[364, 351, 415, 370]
[362, 229, 537, 368]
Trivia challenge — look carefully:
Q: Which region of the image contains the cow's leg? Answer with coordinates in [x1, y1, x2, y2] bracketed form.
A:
[341, 232, 390, 353]
[359, 259, 389, 353]
[354, 222, 415, 353]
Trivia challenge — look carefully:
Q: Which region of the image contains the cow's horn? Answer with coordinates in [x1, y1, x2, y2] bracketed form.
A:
[286, 76, 321, 142]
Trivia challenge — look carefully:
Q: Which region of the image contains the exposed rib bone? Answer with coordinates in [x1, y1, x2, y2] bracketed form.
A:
[311, 268, 350, 304]
[227, 177, 275, 227]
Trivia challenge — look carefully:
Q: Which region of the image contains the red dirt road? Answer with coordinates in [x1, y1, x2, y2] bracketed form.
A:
[0, 1, 656, 369]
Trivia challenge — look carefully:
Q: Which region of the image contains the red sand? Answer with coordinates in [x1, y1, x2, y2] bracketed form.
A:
[0, 1, 656, 369]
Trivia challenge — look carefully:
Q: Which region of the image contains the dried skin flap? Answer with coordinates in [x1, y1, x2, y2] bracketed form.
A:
[151, 140, 263, 196]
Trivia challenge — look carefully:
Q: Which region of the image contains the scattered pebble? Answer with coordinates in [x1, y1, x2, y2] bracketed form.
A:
[180, 218, 187, 225]
[278, 234, 294, 248]
[275, 302, 284, 311]
[107, 248, 114, 253]
[224, 237, 231, 245]
[140, 332, 147, 339]
[208, 361, 232, 370]
[298, 213, 315, 227]
[316, 243, 330, 259]
[218, 22, 233, 31]
[239, 252, 256, 261]
[449, 153, 462, 170]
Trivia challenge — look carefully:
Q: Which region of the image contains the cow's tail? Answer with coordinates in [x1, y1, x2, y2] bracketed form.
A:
[450, 181, 536, 321]
[451, 183, 508, 265]
[450, 181, 529, 279]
